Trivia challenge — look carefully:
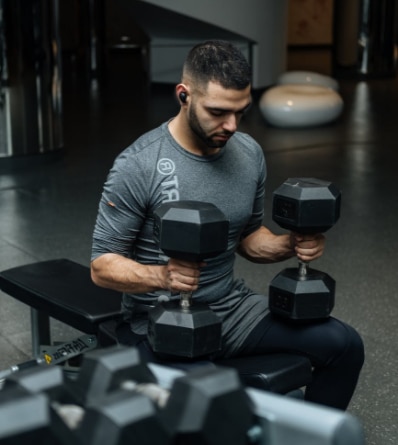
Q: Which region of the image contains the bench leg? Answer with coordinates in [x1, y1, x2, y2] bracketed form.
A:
[30, 308, 51, 358]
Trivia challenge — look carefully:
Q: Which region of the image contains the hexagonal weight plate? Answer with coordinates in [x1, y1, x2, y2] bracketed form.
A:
[272, 178, 341, 234]
[153, 201, 229, 261]
[148, 302, 222, 358]
[269, 267, 335, 320]
[79, 390, 171, 445]
[71, 347, 157, 405]
[161, 367, 256, 445]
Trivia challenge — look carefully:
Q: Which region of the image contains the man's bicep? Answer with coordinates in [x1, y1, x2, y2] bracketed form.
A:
[91, 194, 144, 260]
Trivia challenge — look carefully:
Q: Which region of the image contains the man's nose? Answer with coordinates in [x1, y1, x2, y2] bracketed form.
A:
[222, 114, 239, 133]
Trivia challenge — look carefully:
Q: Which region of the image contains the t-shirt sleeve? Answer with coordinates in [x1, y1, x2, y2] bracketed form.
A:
[91, 152, 148, 261]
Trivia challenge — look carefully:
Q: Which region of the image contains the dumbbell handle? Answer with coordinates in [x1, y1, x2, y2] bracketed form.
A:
[53, 380, 170, 431]
[121, 380, 170, 408]
[180, 291, 193, 309]
[298, 260, 309, 277]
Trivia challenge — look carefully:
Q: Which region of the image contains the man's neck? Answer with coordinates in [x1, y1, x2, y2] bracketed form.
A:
[168, 115, 221, 157]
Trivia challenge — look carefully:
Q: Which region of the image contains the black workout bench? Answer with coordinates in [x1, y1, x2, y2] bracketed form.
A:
[0, 259, 312, 394]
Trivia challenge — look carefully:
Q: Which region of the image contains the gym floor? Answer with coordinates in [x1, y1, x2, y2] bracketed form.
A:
[1, 47, 398, 444]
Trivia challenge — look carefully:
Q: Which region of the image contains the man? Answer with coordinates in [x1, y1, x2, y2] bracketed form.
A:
[91, 40, 364, 410]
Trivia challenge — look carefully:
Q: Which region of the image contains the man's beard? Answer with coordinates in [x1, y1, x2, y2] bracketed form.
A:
[188, 105, 231, 150]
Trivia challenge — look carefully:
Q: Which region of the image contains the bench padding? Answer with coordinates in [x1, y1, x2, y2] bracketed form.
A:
[0, 259, 122, 333]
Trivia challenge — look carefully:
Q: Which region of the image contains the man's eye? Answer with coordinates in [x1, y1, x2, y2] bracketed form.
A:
[210, 110, 224, 117]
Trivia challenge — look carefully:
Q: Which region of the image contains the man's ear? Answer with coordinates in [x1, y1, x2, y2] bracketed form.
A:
[176, 84, 189, 105]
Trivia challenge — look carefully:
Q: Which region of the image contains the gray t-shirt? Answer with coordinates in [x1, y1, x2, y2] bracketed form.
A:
[92, 121, 270, 357]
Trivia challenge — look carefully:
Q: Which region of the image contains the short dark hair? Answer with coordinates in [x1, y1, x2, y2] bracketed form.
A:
[182, 40, 252, 90]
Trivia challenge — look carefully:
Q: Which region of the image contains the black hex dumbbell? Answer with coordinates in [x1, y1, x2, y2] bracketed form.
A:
[69, 346, 259, 445]
[147, 201, 229, 358]
[69, 347, 171, 445]
[0, 365, 80, 444]
[269, 178, 341, 320]
[1, 347, 257, 445]
[0, 352, 170, 445]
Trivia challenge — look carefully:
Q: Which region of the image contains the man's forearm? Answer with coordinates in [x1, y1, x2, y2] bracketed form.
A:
[91, 253, 167, 294]
[237, 226, 295, 264]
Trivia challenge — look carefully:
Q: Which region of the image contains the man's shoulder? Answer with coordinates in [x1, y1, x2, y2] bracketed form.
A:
[233, 130, 260, 147]
[109, 123, 169, 175]
[231, 131, 264, 160]
[124, 122, 168, 157]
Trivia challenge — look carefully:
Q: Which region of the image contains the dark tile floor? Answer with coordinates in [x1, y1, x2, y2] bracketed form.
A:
[1, 47, 398, 444]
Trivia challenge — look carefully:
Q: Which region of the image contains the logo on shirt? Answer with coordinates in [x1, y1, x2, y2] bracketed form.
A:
[157, 158, 175, 175]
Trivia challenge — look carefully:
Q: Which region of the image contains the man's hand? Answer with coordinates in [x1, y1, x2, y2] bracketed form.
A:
[291, 233, 326, 263]
[165, 259, 206, 293]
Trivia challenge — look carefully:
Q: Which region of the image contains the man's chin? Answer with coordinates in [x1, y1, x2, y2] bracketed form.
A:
[209, 143, 225, 149]
[208, 138, 229, 149]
